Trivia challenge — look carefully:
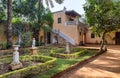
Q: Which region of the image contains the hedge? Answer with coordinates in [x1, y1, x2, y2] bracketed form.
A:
[0, 55, 56, 78]
[50, 48, 89, 59]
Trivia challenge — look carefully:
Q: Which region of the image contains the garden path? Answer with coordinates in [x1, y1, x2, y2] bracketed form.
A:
[59, 44, 120, 78]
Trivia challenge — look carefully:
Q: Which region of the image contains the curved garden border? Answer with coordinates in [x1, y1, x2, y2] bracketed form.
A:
[50, 48, 88, 59]
[51, 49, 106, 78]
[0, 55, 56, 78]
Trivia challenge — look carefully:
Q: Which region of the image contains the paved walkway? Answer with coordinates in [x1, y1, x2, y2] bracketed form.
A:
[59, 45, 120, 78]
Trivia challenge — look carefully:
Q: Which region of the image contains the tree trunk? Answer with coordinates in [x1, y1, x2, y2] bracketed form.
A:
[7, 0, 12, 48]
[99, 31, 107, 52]
[38, 0, 42, 24]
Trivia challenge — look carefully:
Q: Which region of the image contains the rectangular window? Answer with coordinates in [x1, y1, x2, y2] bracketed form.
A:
[91, 33, 95, 38]
[58, 18, 61, 23]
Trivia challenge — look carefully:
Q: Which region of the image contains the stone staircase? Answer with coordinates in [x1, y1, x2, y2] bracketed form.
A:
[52, 29, 76, 46]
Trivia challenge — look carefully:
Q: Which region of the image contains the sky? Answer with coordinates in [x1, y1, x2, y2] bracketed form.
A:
[43, 0, 86, 15]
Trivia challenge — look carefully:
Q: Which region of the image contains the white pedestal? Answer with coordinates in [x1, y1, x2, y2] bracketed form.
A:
[9, 45, 23, 70]
[13, 51, 20, 64]
[65, 42, 70, 53]
[12, 45, 20, 64]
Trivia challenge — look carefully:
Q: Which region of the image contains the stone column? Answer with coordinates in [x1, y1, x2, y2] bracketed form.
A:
[10, 45, 23, 70]
[13, 45, 20, 64]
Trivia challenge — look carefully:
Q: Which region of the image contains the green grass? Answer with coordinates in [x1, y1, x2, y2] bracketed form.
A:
[31, 50, 97, 78]
[0, 46, 97, 78]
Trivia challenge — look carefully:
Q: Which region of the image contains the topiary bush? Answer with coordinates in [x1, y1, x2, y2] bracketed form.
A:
[50, 48, 89, 59]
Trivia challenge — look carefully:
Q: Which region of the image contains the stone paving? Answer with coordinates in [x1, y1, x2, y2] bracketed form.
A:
[59, 44, 120, 78]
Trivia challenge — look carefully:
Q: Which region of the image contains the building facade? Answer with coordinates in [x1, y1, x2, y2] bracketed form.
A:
[50, 8, 120, 45]
[50, 8, 87, 45]
[0, 9, 120, 46]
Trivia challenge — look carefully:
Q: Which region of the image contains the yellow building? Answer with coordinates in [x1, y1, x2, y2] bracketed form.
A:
[86, 28, 120, 45]
[51, 8, 120, 45]
[1, 8, 120, 46]
[50, 8, 87, 45]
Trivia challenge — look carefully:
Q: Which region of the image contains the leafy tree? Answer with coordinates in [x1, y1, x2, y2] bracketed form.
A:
[13, 0, 64, 42]
[0, 0, 7, 22]
[84, 0, 120, 52]
[12, 17, 32, 47]
[12, 0, 54, 46]
[0, 0, 64, 48]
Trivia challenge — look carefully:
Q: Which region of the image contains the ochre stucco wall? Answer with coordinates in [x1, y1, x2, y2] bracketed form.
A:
[0, 23, 18, 44]
[86, 29, 115, 44]
[0, 24, 7, 43]
[39, 29, 44, 42]
[53, 11, 80, 45]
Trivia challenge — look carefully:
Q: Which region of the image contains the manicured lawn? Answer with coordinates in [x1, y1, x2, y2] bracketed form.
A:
[32, 49, 97, 78]
[0, 46, 97, 78]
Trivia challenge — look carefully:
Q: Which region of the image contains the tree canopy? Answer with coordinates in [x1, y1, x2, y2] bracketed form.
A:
[84, 0, 120, 51]
[0, 0, 56, 47]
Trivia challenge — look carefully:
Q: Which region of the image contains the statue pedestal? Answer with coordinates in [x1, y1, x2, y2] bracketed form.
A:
[9, 62, 23, 70]
[9, 45, 23, 70]
[65, 42, 70, 54]
[30, 47, 38, 55]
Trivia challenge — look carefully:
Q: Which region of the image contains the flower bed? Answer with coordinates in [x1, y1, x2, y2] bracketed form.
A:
[0, 55, 56, 78]
[50, 48, 89, 59]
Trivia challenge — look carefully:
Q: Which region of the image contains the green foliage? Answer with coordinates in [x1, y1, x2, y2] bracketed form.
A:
[50, 48, 89, 59]
[0, 0, 7, 22]
[34, 49, 97, 78]
[12, 0, 54, 42]
[84, 0, 120, 34]
[0, 55, 56, 78]
[21, 31, 33, 47]
[13, 0, 38, 22]
[12, 19, 24, 36]
[84, 0, 120, 51]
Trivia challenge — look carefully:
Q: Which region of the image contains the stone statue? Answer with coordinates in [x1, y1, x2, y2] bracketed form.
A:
[32, 38, 36, 48]
[30, 38, 38, 55]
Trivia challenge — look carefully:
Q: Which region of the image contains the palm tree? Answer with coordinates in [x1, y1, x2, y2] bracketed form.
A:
[7, 0, 12, 48]
[44, 0, 64, 8]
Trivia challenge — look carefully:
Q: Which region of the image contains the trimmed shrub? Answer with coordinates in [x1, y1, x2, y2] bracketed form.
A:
[50, 48, 89, 59]
[0, 55, 56, 78]
[0, 42, 7, 50]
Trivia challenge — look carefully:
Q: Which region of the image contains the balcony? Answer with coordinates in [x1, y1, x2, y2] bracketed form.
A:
[65, 21, 78, 26]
